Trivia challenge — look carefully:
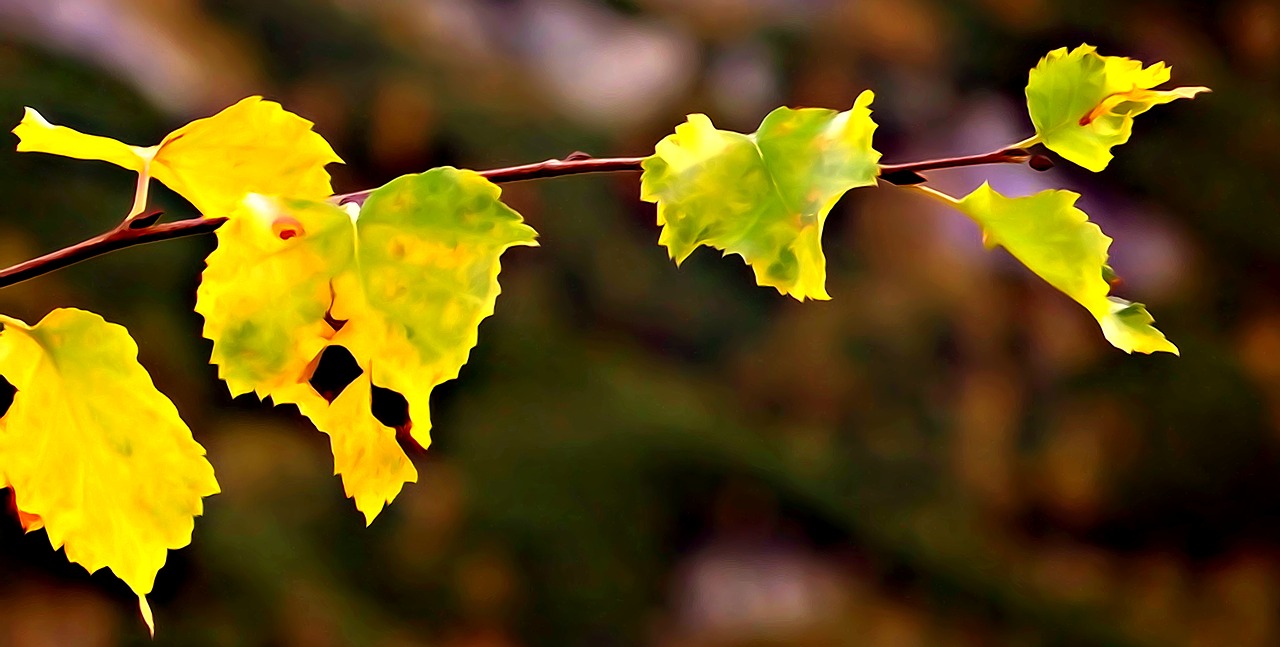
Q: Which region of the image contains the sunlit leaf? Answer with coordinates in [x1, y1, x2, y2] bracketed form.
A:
[149, 97, 343, 216]
[1027, 44, 1208, 171]
[273, 377, 417, 525]
[0, 308, 220, 629]
[12, 96, 342, 217]
[196, 168, 537, 522]
[196, 196, 349, 398]
[641, 90, 880, 301]
[954, 183, 1177, 354]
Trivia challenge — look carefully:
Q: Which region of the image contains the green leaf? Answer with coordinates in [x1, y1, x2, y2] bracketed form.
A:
[0, 308, 219, 632]
[640, 90, 881, 301]
[1026, 44, 1208, 172]
[954, 183, 1177, 355]
[196, 168, 537, 522]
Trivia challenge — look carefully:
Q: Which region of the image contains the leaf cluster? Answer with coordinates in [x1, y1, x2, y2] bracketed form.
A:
[0, 44, 1204, 632]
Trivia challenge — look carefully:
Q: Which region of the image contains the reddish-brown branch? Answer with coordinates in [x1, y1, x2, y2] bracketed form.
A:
[0, 147, 1036, 290]
[337, 155, 648, 205]
[0, 216, 228, 289]
[877, 147, 1032, 185]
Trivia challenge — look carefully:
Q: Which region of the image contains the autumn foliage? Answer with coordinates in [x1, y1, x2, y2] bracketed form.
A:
[0, 44, 1204, 633]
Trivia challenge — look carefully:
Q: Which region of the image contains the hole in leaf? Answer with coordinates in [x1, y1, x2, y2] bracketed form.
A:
[371, 385, 421, 452]
[0, 375, 14, 418]
[323, 282, 347, 333]
[371, 385, 410, 430]
[308, 346, 362, 403]
[323, 309, 347, 333]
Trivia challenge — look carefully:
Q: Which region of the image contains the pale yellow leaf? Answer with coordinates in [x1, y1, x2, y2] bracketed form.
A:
[0, 309, 219, 602]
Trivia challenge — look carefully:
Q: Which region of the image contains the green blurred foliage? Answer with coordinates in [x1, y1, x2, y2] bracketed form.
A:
[1, 1, 1278, 645]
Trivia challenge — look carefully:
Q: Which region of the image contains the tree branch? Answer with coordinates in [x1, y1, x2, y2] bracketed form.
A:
[0, 147, 1039, 290]
[877, 146, 1034, 185]
[337, 154, 648, 205]
[0, 215, 227, 289]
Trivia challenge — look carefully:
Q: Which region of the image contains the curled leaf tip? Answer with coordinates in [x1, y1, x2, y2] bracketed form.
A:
[954, 185, 1177, 354]
[1100, 297, 1179, 355]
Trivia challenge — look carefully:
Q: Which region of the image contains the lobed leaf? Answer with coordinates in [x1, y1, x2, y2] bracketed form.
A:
[196, 168, 537, 522]
[273, 377, 417, 524]
[0, 308, 220, 631]
[12, 96, 342, 217]
[640, 90, 880, 301]
[955, 183, 1177, 354]
[1026, 44, 1208, 171]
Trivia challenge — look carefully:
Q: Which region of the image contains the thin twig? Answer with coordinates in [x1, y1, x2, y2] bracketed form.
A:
[0, 217, 227, 289]
[0, 146, 1038, 290]
[878, 146, 1031, 178]
[336, 155, 648, 205]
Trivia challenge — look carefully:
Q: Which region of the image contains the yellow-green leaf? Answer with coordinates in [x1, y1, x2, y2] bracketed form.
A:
[640, 90, 880, 301]
[954, 183, 1177, 355]
[0, 308, 219, 627]
[196, 195, 349, 398]
[196, 168, 537, 522]
[12, 96, 342, 217]
[274, 377, 417, 525]
[1027, 44, 1208, 171]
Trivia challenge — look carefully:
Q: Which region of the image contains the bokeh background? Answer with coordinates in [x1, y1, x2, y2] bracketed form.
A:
[0, 1, 1277, 645]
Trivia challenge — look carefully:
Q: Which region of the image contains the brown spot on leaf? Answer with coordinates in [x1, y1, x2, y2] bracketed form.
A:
[272, 216, 304, 240]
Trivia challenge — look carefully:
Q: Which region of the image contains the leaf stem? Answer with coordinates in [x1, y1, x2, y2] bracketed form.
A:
[0, 145, 1047, 290]
[908, 185, 963, 206]
[125, 164, 152, 221]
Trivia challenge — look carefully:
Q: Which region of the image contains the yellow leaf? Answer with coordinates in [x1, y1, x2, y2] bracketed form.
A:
[196, 194, 342, 398]
[150, 97, 344, 217]
[0, 309, 219, 614]
[12, 97, 342, 217]
[275, 377, 418, 525]
[196, 168, 536, 522]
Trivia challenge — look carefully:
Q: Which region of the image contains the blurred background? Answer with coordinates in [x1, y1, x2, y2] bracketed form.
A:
[0, 0, 1276, 645]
